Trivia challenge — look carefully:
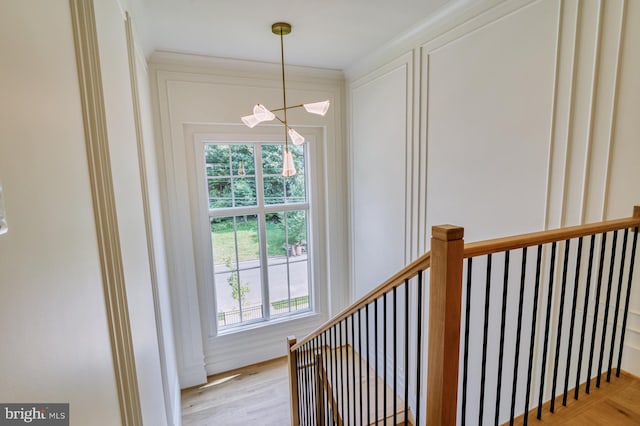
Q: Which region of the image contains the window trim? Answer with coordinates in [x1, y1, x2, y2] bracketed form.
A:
[187, 127, 327, 342]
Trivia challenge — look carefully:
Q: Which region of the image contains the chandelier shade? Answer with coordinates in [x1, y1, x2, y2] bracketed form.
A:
[303, 100, 330, 116]
[288, 128, 305, 146]
[253, 104, 275, 122]
[240, 22, 329, 176]
[241, 114, 261, 128]
[282, 150, 297, 177]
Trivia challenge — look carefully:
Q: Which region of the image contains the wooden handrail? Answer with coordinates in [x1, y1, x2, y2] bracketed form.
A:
[290, 250, 431, 351]
[464, 215, 640, 259]
[292, 210, 640, 353]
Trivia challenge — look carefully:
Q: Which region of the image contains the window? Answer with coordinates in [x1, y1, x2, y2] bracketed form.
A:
[203, 142, 312, 331]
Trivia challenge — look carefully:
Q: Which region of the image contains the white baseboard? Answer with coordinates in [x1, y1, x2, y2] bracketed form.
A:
[178, 363, 207, 389]
[622, 344, 640, 376]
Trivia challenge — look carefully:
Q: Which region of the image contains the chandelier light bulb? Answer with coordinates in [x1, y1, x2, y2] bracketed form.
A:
[288, 128, 305, 146]
[303, 100, 330, 116]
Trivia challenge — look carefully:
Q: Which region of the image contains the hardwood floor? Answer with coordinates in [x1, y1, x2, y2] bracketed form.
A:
[182, 357, 640, 426]
[507, 371, 640, 425]
[182, 357, 291, 426]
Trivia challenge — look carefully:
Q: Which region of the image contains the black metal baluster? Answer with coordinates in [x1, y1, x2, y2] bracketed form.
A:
[301, 342, 308, 425]
[330, 328, 336, 425]
[374, 299, 379, 423]
[344, 318, 350, 426]
[550, 240, 571, 413]
[393, 286, 398, 426]
[306, 344, 312, 426]
[340, 320, 346, 424]
[403, 280, 410, 426]
[310, 338, 320, 424]
[538, 242, 557, 419]
[317, 337, 324, 425]
[328, 332, 334, 425]
[333, 325, 340, 425]
[462, 258, 473, 426]
[318, 337, 324, 425]
[563, 237, 583, 405]
[350, 313, 356, 426]
[607, 229, 629, 382]
[587, 232, 607, 394]
[479, 254, 492, 425]
[358, 308, 364, 426]
[575, 235, 596, 400]
[309, 340, 319, 425]
[366, 303, 371, 426]
[495, 251, 510, 425]
[510, 248, 527, 425]
[296, 347, 304, 425]
[306, 342, 313, 426]
[309, 341, 315, 426]
[524, 245, 543, 425]
[415, 270, 424, 425]
[597, 230, 618, 388]
[323, 331, 330, 426]
[617, 227, 639, 376]
[383, 292, 388, 425]
[316, 336, 323, 425]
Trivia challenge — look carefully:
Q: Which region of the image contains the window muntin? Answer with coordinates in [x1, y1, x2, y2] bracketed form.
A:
[205, 142, 311, 330]
[261, 144, 306, 205]
[205, 144, 257, 209]
[266, 210, 309, 318]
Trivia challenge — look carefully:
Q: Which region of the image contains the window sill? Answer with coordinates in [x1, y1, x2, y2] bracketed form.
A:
[214, 310, 321, 338]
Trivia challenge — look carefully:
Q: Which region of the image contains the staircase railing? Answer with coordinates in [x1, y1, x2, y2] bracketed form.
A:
[287, 206, 640, 425]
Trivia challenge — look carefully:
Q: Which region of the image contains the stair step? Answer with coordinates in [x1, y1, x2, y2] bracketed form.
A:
[321, 345, 413, 426]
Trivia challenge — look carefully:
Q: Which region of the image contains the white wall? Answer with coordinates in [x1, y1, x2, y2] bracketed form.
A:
[350, 54, 413, 298]
[424, 0, 557, 242]
[0, 1, 179, 425]
[347, 0, 640, 422]
[150, 53, 348, 385]
[0, 2, 121, 424]
[608, 0, 640, 375]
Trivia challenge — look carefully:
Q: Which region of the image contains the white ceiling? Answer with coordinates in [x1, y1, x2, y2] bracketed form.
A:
[130, 0, 453, 71]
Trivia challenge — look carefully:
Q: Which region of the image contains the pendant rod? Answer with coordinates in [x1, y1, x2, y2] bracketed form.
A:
[280, 28, 289, 152]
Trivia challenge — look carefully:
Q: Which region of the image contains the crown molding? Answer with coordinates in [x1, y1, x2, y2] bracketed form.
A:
[149, 50, 344, 83]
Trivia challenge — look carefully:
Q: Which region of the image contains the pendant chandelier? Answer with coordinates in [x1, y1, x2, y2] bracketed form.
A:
[241, 22, 330, 177]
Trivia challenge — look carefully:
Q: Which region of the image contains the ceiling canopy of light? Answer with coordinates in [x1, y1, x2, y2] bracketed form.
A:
[241, 22, 330, 177]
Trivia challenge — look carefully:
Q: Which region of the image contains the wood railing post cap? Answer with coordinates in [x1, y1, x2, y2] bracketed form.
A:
[634, 205, 640, 217]
[432, 225, 464, 241]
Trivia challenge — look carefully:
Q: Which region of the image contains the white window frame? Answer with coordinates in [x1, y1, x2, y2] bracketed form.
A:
[185, 125, 328, 365]
[202, 142, 313, 331]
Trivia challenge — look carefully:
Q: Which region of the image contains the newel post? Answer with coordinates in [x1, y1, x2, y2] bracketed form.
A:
[287, 336, 300, 426]
[427, 225, 464, 426]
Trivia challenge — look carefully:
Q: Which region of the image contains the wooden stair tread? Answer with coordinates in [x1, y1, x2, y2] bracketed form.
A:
[320, 345, 413, 426]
